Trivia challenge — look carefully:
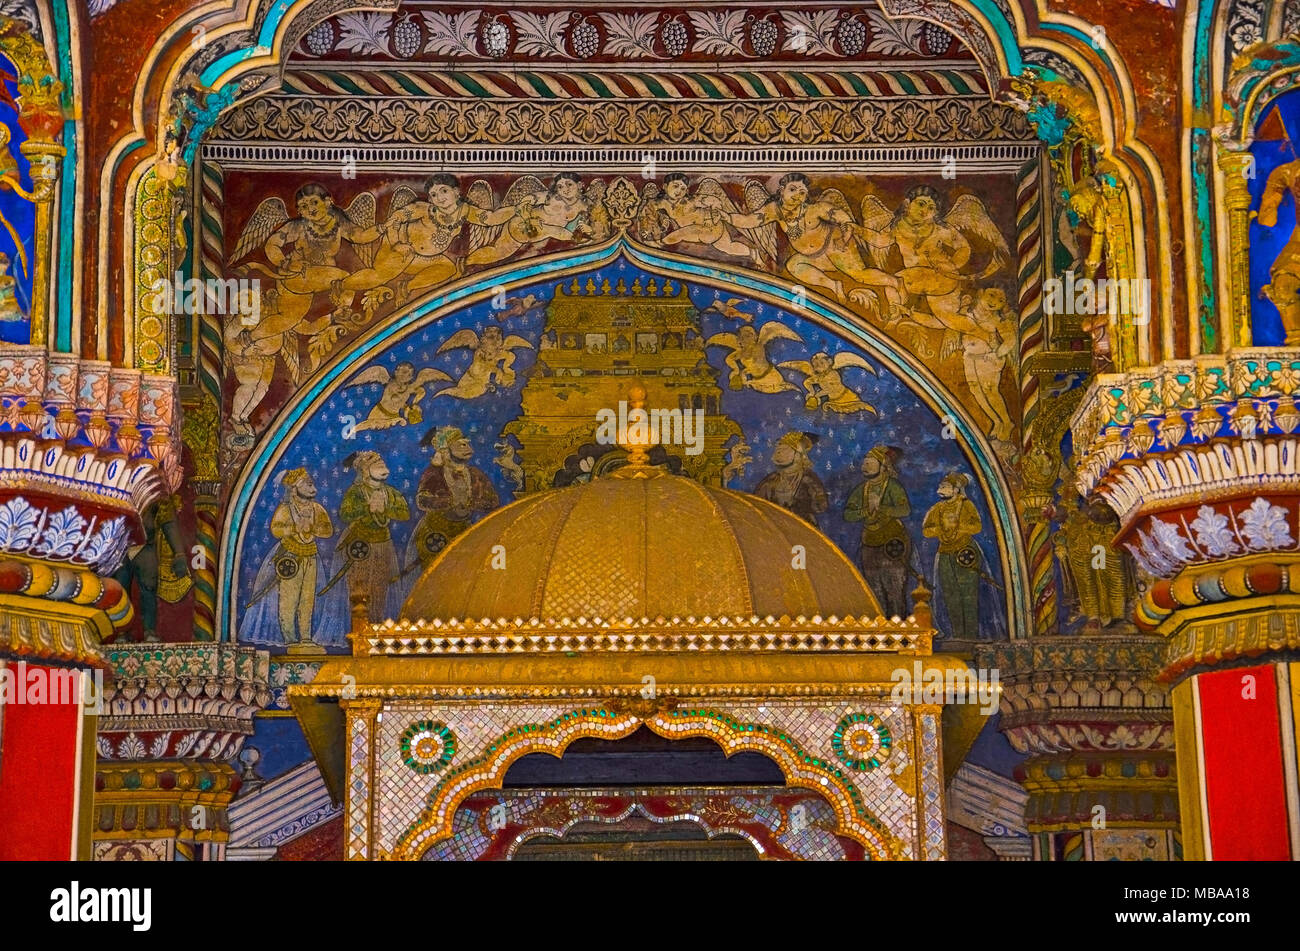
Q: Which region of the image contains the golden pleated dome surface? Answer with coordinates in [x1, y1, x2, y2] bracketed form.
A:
[402, 468, 882, 622]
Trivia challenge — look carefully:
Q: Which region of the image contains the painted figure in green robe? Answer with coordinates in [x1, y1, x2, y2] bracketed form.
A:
[922, 471, 983, 640]
[338, 450, 410, 621]
[843, 445, 912, 619]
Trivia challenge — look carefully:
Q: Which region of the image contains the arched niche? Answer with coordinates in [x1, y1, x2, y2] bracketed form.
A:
[217, 237, 1028, 644]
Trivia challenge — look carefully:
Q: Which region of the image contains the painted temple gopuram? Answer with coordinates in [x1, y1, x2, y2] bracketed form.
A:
[0, 0, 1297, 867]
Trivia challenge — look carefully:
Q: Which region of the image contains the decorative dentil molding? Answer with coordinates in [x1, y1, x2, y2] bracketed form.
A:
[98, 642, 272, 763]
[1072, 351, 1300, 518]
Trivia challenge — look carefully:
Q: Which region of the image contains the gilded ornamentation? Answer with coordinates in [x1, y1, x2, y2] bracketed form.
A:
[211, 92, 1034, 147]
[134, 167, 183, 373]
[1006, 71, 1139, 371]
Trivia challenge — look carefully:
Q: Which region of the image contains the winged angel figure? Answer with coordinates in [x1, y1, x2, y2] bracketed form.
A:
[225, 184, 380, 445]
[637, 175, 771, 266]
[430, 325, 535, 401]
[706, 322, 803, 393]
[344, 362, 452, 432]
[726, 172, 903, 315]
[780, 350, 878, 415]
[464, 173, 610, 267]
[335, 174, 515, 317]
[858, 185, 1010, 328]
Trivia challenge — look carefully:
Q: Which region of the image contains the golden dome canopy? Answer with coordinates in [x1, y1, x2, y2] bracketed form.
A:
[402, 469, 883, 622]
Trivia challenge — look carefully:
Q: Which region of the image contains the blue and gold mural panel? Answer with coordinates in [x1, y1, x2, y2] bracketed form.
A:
[227, 254, 1010, 653]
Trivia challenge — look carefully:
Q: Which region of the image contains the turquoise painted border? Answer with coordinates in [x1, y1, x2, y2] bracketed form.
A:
[216, 239, 1031, 642]
[968, 0, 1022, 75]
[199, 0, 295, 88]
[52, 0, 76, 350]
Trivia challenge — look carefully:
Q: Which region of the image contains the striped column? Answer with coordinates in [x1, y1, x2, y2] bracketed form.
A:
[1015, 157, 1055, 635]
[1016, 157, 1045, 447]
[198, 161, 225, 403]
[191, 481, 219, 642]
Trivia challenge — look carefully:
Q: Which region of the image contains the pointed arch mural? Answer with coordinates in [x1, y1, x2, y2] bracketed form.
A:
[218, 235, 1026, 647]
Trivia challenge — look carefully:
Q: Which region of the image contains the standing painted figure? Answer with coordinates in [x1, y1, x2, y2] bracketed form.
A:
[844, 446, 912, 620]
[337, 451, 410, 622]
[922, 472, 983, 640]
[114, 495, 191, 641]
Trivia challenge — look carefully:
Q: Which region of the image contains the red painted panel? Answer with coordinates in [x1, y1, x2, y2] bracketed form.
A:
[1198, 665, 1291, 860]
[0, 665, 82, 860]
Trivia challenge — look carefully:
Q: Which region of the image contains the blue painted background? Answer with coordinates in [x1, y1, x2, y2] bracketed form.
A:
[0, 69, 36, 343]
[1248, 88, 1300, 346]
[234, 260, 1007, 651]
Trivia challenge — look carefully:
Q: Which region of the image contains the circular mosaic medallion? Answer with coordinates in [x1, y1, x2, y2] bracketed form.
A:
[832, 713, 892, 771]
[400, 720, 456, 774]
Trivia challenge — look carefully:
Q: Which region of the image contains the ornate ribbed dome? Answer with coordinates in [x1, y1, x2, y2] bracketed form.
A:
[401, 468, 882, 622]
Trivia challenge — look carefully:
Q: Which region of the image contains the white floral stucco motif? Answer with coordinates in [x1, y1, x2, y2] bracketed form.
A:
[1239, 497, 1294, 551]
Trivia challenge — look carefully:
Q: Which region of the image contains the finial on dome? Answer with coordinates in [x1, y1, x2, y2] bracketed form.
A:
[609, 383, 665, 479]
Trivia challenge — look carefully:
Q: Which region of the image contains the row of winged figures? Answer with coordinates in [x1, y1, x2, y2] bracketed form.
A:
[228, 171, 1008, 323]
[222, 172, 1010, 447]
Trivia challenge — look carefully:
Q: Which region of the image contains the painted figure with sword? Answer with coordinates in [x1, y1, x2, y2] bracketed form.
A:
[240, 467, 346, 650]
[922, 471, 1004, 640]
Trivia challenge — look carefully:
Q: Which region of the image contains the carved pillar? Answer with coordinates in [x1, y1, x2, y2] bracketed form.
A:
[342, 698, 381, 861]
[1074, 350, 1300, 859]
[1216, 147, 1254, 351]
[16, 139, 61, 346]
[982, 638, 1180, 861]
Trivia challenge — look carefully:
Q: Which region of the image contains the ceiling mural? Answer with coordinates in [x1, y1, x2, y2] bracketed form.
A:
[0, 0, 1252, 869]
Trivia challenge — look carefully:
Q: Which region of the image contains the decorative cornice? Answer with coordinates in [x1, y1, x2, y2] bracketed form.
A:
[284, 6, 969, 67]
[1072, 351, 1300, 521]
[977, 635, 1171, 756]
[0, 591, 115, 668]
[1158, 597, 1300, 681]
[358, 614, 932, 656]
[98, 642, 273, 762]
[208, 94, 1033, 149]
[0, 347, 183, 520]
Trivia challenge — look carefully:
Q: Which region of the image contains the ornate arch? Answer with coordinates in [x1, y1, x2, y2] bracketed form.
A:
[0, 11, 70, 348]
[215, 235, 1033, 639]
[1201, 0, 1300, 353]
[107, 0, 1168, 371]
[390, 706, 905, 861]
